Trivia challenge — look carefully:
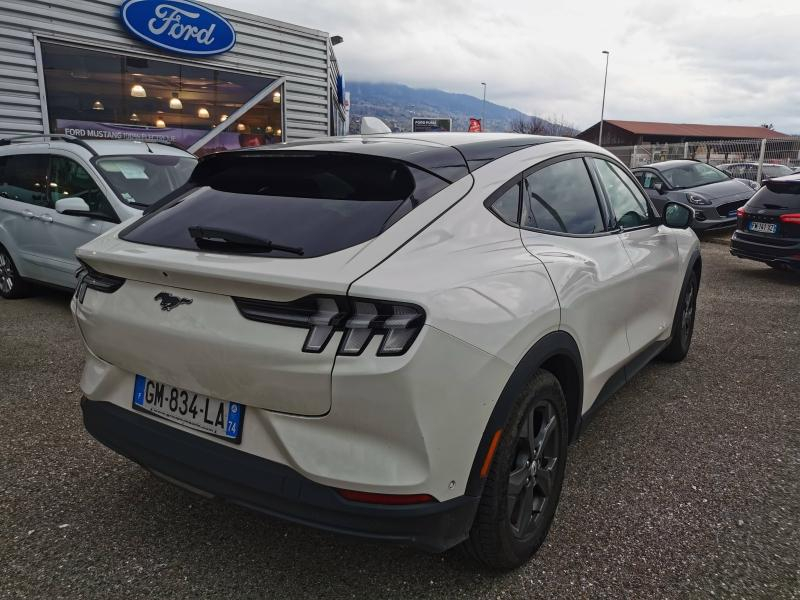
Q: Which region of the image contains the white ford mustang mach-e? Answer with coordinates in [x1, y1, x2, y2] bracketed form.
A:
[72, 133, 700, 569]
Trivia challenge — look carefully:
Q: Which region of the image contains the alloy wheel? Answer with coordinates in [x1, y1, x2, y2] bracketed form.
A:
[0, 250, 13, 295]
[507, 399, 560, 539]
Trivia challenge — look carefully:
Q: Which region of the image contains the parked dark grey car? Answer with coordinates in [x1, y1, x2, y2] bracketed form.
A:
[632, 160, 754, 231]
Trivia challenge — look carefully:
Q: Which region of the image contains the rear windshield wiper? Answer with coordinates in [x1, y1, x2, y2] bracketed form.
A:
[188, 226, 304, 255]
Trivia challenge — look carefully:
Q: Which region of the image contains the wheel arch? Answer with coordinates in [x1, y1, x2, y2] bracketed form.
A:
[691, 251, 702, 280]
[0, 232, 22, 274]
[464, 331, 583, 497]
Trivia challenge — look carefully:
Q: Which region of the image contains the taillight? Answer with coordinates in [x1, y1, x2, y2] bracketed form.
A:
[779, 213, 800, 225]
[337, 489, 436, 505]
[75, 262, 125, 303]
[234, 295, 425, 356]
[736, 206, 747, 218]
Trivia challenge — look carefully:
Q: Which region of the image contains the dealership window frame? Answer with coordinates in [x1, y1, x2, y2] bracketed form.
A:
[34, 37, 287, 153]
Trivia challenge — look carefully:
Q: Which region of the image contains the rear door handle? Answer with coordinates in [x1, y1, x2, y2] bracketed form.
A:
[22, 209, 35, 219]
[38, 214, 54, 223]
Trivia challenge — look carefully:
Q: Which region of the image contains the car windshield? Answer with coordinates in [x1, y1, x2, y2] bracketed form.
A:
[95, 155, 197, 207]
[762, 164, 794, 178]
[659, 162, 729, 190]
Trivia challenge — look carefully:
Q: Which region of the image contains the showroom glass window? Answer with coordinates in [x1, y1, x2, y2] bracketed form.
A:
[522, 159, 605, 234]
[40, 43, 284, 154]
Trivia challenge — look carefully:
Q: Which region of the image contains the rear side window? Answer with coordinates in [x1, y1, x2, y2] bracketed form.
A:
[121, 152, 450, 258]
[0, 154, 49, 207]
[490, 182, 521, 224]
[522, 158, 605, 234]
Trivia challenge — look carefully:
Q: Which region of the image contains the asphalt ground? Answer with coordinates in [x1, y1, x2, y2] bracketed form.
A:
[1, 237, 798, 599]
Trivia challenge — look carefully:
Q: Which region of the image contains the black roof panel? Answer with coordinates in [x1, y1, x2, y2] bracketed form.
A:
[195, 134, 566, 183]
[228, 138, 469, 182]
[452, 136, 562, 170]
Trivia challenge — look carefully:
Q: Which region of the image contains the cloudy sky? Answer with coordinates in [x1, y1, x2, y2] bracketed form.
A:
[226, 0, 800, 133]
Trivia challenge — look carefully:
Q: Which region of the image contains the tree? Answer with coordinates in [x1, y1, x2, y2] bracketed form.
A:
[509, 114, 577, 137]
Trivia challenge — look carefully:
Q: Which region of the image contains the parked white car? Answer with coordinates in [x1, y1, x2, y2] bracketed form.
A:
[72, 133, 701, 569]
[0, 135, 196, 297]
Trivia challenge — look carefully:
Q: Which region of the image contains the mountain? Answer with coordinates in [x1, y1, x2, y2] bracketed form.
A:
[346, 81, 576, 135]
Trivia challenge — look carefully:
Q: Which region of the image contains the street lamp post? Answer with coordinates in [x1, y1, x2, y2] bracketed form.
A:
[598, 50, 610, 146]
[481, 82, 487, 131]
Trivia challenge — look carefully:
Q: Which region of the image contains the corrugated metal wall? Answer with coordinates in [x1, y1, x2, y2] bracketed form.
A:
[0, 0, 333, 139]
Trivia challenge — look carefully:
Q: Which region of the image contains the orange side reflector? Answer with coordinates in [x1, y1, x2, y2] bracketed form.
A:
[480, 429, 503, 478]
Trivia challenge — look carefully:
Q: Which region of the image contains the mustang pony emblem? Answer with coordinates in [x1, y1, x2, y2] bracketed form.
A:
[154, 292, 193, 311]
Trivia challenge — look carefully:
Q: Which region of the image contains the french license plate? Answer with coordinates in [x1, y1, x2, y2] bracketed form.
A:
[132, 375, 243, 442]
[748, 221, 778, 234]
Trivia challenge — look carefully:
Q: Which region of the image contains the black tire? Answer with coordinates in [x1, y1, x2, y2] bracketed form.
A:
[0, 245, 32, 299]
[659, 269, 698, 362]
[461, 370, 568, 570]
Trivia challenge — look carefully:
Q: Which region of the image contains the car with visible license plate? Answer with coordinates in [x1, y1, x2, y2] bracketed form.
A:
[72, 132, 701, 570]
[632, 160, 754, 232]
[731, 173, 800, 272]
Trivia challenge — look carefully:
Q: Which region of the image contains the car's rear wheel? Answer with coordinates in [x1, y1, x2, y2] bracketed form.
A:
[659, 269, 698, 362]
[0, 246, 32, 299]
[462, 370, 567, 570]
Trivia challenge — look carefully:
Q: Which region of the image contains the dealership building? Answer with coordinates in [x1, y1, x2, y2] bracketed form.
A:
[0, 0, 347, 154]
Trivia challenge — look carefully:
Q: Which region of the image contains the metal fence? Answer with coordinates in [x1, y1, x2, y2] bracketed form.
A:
[604, 137, 800, 181]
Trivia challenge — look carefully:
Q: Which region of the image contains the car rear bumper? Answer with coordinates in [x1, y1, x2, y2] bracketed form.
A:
[730, 231, 800, 270]
[81, 397, 479, 552]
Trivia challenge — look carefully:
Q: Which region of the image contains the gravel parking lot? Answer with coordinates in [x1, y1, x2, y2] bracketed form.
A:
[1, 238, 798, 600]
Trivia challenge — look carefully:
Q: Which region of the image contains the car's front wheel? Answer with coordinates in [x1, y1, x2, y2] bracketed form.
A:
[462, 370, 568, 570]
[0, 245, 31, 299]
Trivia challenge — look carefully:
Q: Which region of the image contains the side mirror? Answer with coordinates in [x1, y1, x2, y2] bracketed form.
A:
[55, 196, 91, 216]
[653, 182, 666, 195]
[663, 201, 694, 229]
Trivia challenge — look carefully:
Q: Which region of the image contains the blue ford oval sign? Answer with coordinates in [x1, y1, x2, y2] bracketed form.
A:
[120, 0, 236, 56]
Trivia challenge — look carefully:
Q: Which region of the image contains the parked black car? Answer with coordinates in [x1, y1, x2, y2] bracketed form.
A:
[731, 173, 800, 272]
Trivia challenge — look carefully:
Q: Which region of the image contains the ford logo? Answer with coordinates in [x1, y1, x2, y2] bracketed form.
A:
[120, 0, 236, 56]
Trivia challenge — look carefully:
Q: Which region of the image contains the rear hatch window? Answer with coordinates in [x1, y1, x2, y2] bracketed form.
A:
[747, 177, 800, 209]
[120, 152, 450, 258]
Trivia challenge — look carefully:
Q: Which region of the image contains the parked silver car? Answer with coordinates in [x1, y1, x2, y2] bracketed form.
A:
[718, 162, 794, 184]
[0, 135, 196, 298]
[632, 160, 754, 231]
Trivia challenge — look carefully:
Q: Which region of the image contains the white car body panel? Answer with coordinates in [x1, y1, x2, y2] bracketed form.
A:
[74, 279, 338, 416]
[75, 313, 510, 500]
[522, 231, 637, 411]
[617, 226, 681, 352]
